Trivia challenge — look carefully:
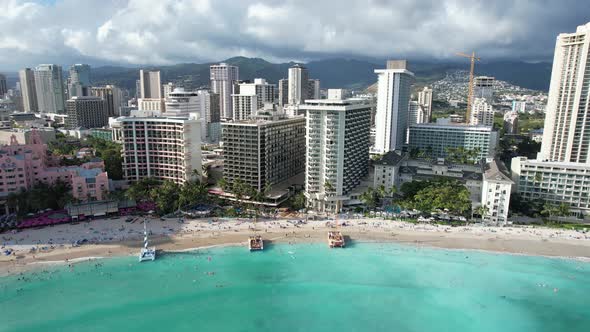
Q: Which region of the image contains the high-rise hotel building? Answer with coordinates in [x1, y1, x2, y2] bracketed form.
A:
[19, 68, 38, 113]
[302, 98, 372, 213]
[210, 63, 239, 119]
[540, 22, 590, 164]
[222, 113, 305, 193]
[34, 64, 66, 113]
[512, 22, 590, 216]
[373, 60, 414, 153]
[120, 115, 202, 185]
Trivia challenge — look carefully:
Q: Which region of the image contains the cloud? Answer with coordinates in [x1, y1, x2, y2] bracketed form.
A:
[0, 0, 588, 70]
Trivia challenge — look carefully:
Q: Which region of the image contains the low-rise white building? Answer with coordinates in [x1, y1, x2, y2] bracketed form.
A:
[511, 157, 590, 216]
[482, 159, 513, 225]
[373, 152, 484, 204]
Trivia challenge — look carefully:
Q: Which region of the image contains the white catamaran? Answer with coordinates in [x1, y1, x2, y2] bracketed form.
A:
[139, 220, 156, 262]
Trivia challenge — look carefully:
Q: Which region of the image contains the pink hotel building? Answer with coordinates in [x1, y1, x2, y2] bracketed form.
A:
[0, 131, 109, 204]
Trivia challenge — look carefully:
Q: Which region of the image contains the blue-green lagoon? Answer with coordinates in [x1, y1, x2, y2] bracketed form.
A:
[1, 243, 589, 331]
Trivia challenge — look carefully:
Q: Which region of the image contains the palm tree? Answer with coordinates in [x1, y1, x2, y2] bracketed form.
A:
[541, 203, 558, 222]
[217, 177, 228, 191]
[474, 205, 489, 224]
[556, 203, 570, 223]
[201, 165, 210, 183]
[360, 187, 377, 210]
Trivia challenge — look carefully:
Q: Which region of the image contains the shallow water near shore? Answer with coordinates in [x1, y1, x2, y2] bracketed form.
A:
[1, 242, 589, 332]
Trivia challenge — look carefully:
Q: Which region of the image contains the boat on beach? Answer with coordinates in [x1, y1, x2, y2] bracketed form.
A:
[328, 231, 345, 248]
[248, 235, 264, 251]
[139, 221, 156, 262]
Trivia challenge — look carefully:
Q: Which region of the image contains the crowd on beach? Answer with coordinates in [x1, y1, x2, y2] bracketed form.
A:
[1, 213, 589, 263]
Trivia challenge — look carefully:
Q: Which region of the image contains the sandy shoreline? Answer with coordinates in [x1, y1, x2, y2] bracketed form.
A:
[1, 216, 589, 276]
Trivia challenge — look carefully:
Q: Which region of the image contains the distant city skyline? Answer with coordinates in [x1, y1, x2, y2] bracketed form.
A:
[0, 0, 588, 70]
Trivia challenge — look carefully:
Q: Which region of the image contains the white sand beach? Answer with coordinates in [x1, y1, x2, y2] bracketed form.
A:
[1, 215, 589, 275]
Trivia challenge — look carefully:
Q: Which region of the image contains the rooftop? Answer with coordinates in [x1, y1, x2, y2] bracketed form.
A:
[484, 159, 513, 183]
[373, 151, 405, 166]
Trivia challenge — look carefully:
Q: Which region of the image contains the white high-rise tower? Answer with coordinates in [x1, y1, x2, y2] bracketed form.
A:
[540, 22, 590, 164]
[210, 63, 239, 119]
[417, 86, 433, 123]
[288, 64, 309, 105]
[373, 60, 414, 153]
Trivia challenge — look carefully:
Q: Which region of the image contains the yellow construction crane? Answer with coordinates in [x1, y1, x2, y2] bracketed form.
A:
[456, 52, 480, 123]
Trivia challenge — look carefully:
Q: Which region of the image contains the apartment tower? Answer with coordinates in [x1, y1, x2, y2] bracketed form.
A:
[373, 60, 414, 153]
[34, 64, 66, 113]
[18, 68, 38, 112]
[210, 63, 239, 119]
[540, 22, 590, 164]
[302, 98, 372, 213]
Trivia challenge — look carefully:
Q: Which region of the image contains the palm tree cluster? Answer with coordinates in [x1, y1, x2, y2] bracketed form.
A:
[125, 176, 209, 215]
[6, 180, 73, 217]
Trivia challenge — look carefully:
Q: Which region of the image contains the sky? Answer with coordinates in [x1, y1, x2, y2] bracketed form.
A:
[0, 0, 589, 71]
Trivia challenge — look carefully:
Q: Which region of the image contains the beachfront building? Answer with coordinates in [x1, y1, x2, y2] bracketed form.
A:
[210, 63, 239, 119]
[302, 98, 373, 213]
[408, 123, 498, 160]
[373, 151, 485, 204]
[120, 115, 202, 185]
[511, 157, 590, 216]
[66, 96, 108, 129]
[482, 159, 513, 225]
[539, 22, 590, 165]
[221, 113, 305, 193]
[509, 23, 590, 217]
[373, 60, 414, 153]
[0, 131, 109, 202]
[469, 98, 494, 127]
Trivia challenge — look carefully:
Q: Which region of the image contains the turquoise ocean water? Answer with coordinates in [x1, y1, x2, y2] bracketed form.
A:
[1, 242, 589, 332]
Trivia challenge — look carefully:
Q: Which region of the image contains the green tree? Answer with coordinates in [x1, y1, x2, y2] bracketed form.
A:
[125, 178, 160, 201]
[150, 181, 181, 214]
[474, 205, 489, 223]
[288, 192, 306, 211]
[541, 203, 559, 221]
[178, 180, 209, 209]
[401, 179, 471, 215]
[360, 187, 377, 210]
[217, 177, 229, 190]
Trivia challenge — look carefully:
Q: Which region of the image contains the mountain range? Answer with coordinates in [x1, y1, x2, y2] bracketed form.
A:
[4, 57, 553, 93]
